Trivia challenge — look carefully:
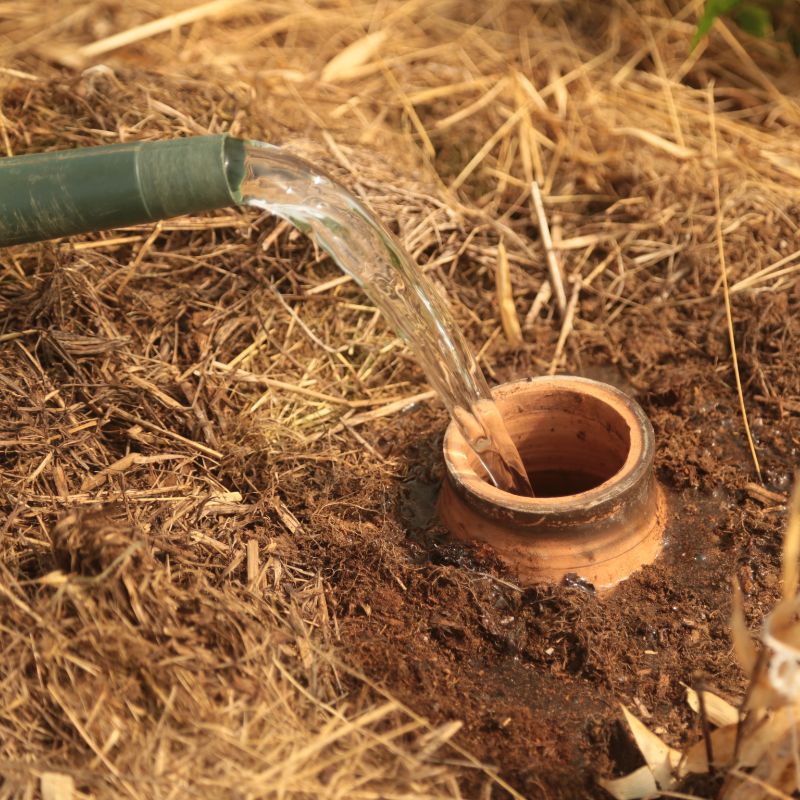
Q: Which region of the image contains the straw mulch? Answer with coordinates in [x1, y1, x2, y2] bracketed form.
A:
[1, 2, 800, 799]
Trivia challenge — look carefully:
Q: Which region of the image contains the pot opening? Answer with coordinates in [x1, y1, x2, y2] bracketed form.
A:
[526, 468, 609, 498]
[470, 387, 633, 499]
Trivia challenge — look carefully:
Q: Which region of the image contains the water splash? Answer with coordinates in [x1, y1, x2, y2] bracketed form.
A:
[239, 141, 532, 496]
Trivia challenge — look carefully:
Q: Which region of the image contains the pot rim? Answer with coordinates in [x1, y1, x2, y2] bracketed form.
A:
[442, 375, 655, 517]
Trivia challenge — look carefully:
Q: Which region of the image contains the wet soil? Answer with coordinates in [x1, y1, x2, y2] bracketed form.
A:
[274, 316, 799, 799]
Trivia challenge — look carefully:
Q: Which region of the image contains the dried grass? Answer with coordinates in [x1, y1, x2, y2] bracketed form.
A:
[1, 1, 800, 797]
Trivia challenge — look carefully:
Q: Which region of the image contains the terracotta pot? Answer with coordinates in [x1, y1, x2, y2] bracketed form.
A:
[438, 376, 665, 589]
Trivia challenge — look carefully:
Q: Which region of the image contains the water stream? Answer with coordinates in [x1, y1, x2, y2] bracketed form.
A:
[239, 141, 533, 496]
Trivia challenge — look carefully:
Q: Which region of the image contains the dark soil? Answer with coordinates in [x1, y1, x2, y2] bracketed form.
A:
[277, 318, 798, 799]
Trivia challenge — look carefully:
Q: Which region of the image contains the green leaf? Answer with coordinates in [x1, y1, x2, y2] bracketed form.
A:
[733, 2, 773, 36]
[691, 0, 746, 48]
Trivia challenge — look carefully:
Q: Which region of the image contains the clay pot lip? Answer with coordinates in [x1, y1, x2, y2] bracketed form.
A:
[442, 375, 655, 518]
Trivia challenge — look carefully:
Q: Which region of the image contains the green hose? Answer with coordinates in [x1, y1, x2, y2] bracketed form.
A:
[0, 134, 247, 247]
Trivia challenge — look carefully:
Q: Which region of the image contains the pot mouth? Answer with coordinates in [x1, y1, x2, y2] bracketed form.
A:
[442, 376, 654, 518]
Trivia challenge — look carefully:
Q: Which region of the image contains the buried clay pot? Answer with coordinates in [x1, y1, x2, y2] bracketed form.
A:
[438, 376, 665, 589]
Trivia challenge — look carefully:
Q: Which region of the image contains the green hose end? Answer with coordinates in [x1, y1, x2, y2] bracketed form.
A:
[223, 137, 246, 205]
[136, 135, 243, 219]
[0, 134, 247, 247]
